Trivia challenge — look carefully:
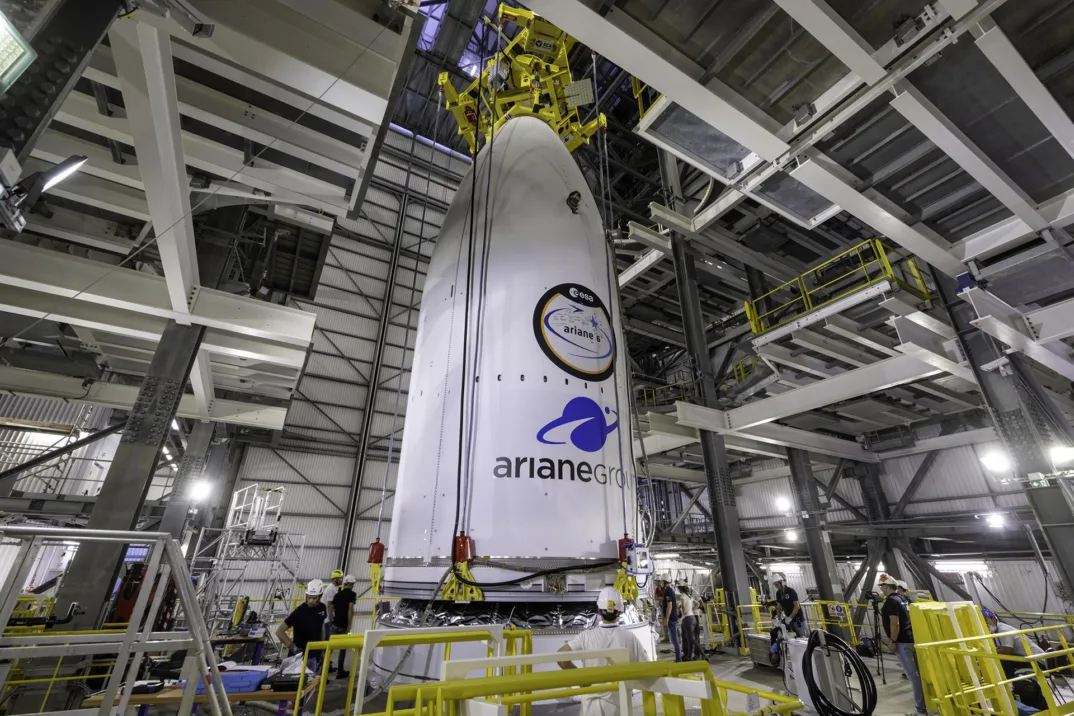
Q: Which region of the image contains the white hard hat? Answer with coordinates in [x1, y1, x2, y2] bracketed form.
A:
[897, 580, 909, 590]
[343, 574, 357, 584]
[877, 573, 897, 589]
[305, 578, 326, 596]
[596, 586, 624, 613]
[657, 573, 671, 583]
[772, 572, 786, 584]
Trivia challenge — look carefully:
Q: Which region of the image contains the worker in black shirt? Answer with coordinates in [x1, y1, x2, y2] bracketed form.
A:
[656, 574, 681, 662]
[276, 579, 328, 673]
[773, 576, 807, 637]
[330, 574, 358, 678]
[878, 575, 926, 716]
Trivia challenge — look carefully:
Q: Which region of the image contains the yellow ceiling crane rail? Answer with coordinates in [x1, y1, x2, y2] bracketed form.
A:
[438, 4, 606, 155]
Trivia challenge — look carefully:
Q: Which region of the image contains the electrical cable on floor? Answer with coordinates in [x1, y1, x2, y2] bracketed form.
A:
[801, 630, 877, 716]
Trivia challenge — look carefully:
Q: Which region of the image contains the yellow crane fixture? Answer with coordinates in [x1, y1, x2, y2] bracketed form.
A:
[438, 5, 606, 155]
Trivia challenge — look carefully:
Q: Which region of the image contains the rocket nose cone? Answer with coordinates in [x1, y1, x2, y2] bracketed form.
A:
[479, 116, 572, 159]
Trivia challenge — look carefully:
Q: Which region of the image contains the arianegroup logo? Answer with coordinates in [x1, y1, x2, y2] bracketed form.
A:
[532, 282, 614, 381]
[491, 396, 626, 487]
[536, 396, 618, 453]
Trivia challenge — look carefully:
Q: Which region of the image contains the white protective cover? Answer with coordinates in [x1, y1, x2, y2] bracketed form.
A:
[385, 117, 636, 582]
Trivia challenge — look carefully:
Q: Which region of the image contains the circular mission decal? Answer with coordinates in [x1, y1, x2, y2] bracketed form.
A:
[533, 283, 615, 381]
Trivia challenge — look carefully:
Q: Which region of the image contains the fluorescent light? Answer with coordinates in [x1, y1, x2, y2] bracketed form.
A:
[41, 156, 87, 191]
[653, 552, 680, 559]
[985, 513, 1005, 529]
[171, 419, 180, 431]
[162, 448, 172, 459]
[1051, 445, 1074, 466]
[850, 562, 886, 572]
[188, 479, 212, 501]
[933, 560, 988, 573]
[775, 496, 792, 512]
[979, 450, 1012, 473]
[768, 562, 803, 573]
[784, 529, 799, 542]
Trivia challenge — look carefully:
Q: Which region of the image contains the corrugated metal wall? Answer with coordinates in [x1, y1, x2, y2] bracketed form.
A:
[232, 131, 461, 622]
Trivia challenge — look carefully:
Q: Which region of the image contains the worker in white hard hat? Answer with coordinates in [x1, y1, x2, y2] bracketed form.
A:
[654, 574, 681, 661]
[896, 579, 916, 604]
[878, 575, 925, 716]
[772, 574, 807, 638]
[276, 578, 328, 672]
[323, 568, 344, 639]
[558, 587, 649, 716]
[329, 574, 358, 678]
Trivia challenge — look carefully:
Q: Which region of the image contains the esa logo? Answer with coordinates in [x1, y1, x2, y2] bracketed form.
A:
[568, 286, 595, 303]
[533, 283, 615, 381]
[492, 396, 625, 487]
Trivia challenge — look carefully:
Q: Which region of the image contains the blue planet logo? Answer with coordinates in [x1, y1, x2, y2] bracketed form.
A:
[536, 396, 619, 453]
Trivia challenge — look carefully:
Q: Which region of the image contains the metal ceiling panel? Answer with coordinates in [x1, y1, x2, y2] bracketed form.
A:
[910, 37, 1074, 205]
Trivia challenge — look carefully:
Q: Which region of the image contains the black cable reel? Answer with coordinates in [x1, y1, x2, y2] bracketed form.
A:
[801, 630, 878, 716]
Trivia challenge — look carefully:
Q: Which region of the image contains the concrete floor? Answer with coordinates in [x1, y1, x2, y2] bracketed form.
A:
[310, 645, 923, 716]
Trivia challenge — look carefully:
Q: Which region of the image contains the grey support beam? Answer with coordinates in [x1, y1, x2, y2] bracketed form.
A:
[854, 463, 903, 581]
[664, 152, 750, 626]
[57, 320, 205, 628]
[891, 451, 940, 519]
[937, 269, 1074, 597]
[159, 421, 215, 537]
[0, 423, 123, 485]
[849, 537, 885, 628]
[339, 196, 409, 569]
[895, 538, 972, 600]
[787, 448, 842, 613]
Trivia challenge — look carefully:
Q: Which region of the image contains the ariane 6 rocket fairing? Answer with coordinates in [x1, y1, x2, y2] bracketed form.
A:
[383, 116, 639, 603]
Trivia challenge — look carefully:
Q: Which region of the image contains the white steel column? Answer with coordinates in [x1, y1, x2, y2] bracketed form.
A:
[110, 19, 213, 418]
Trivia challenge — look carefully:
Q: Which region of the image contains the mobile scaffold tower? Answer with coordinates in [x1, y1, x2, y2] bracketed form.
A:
[189, 485, 304, 634]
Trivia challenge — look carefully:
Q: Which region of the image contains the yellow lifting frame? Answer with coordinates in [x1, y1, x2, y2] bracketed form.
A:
[438, 4, 605, 156]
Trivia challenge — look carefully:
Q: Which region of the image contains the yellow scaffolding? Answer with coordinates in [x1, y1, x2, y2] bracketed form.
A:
[636, 380, 693, 408]
[744, 238, 930, 337]
[439, 5, 605, 156]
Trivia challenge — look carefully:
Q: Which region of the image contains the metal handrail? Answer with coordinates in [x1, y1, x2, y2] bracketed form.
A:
[744, 238, 930, 337]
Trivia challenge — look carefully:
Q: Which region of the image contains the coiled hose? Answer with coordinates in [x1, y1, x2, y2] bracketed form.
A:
[801, 630, 877, 716]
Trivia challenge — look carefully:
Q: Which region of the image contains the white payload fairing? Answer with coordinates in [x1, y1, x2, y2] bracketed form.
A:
[383, 116, 639, 601]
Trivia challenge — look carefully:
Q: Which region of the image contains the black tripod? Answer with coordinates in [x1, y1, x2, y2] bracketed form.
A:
[869, 600, 887, 685]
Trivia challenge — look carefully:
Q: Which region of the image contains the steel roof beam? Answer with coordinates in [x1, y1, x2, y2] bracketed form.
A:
[961, 287, 1074, 381]
[526, 0, 964, 275]
[23, 207, 137, 255]
[55, 91, 351, 216]
[0, 240, 314, 347]
[725, 354, 941, 430]
[972, 18, 1074, 165]
[891, 84, 1048, 232]
[0, 365, 286, 430]
[619, 248, 665, 287]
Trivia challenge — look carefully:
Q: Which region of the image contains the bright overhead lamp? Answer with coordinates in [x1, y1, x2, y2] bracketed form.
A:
[767, 562, 803, 573]
[652, 552, 680, 559]
[188, 479, 212, 502]
[1051, 445, 1074, 466]
[979, 450, 1012, 473]
[0, 10, 35, 94]
[775, 496, 792, 512]
[40, 155, 88, 193]
[171, 419, 181, 432]
[784, 529, 799, 542]
[984, 513, 1005, 529]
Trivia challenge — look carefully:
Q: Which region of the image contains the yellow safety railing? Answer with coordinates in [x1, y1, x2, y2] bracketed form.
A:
[736, 598, 766, 655]
[637, 380, 693, 408]
[382, 659, 802, 716]
[744, 238, 930, 337]
[632, 77, 662, 121]
[801, 601, 858, 645]
[917, 623, 1074, 716]
[705, 590, 730, 646]
[300, 627, 533, 716]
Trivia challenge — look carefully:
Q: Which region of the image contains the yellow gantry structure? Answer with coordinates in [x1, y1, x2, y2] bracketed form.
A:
[438, 5, 606, 156]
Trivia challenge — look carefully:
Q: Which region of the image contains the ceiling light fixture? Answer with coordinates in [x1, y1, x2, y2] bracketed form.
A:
[979, 450, 1012, 473]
